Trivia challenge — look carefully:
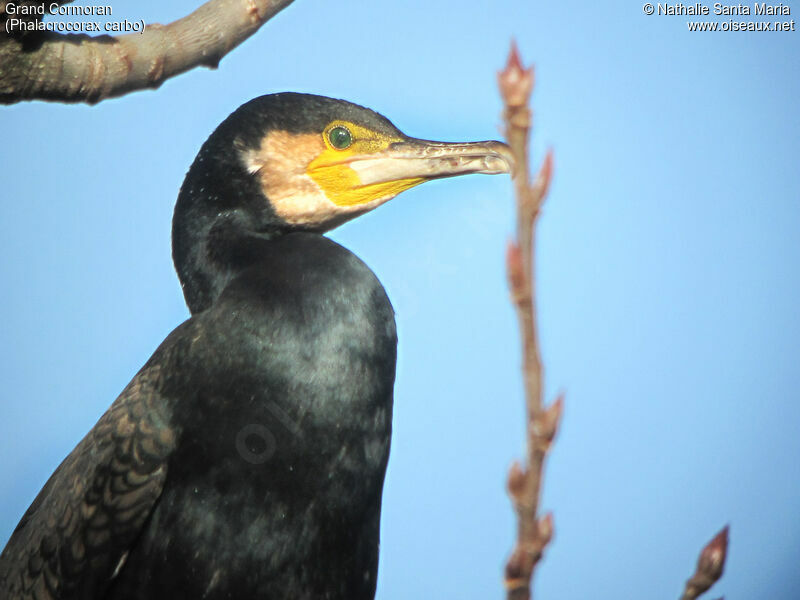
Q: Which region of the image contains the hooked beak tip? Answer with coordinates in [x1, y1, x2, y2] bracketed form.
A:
[482, 141, 515, 176]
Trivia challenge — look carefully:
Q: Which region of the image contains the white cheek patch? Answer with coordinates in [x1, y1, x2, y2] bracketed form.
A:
[239, 132, 387, 231]
[270, 178, 344, 229]
[270, 181, 389, 231]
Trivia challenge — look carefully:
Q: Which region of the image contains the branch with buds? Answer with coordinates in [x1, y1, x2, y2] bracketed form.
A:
[497, 44, 728, 600]
[498, 42, 558, 600]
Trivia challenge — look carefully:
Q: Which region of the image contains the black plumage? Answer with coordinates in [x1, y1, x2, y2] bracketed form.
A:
[0, 93, 511, 600]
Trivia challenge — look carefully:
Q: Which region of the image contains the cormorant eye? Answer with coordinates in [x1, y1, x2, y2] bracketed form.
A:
[328, 126, 352, 150]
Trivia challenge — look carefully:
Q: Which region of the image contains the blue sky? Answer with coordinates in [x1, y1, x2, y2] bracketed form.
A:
[2, 1, 799, 598]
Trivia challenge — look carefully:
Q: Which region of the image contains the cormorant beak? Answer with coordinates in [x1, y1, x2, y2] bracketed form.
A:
[347, 138, 515, 185]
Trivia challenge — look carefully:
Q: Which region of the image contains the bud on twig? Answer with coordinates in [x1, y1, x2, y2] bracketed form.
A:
[508, 461, 527, 501]
[498, 41, 535, 109]
[680, 525, 729, 600]
[525, 151, 554, 223]
[531, 394, 563, 449]
[698, 526, 728, 580]
[537, 513, 554, 545]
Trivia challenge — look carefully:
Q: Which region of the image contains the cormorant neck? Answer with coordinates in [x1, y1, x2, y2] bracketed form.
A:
[172, 142, 292, 314]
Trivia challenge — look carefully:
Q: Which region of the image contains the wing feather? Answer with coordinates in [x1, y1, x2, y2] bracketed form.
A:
[0, 362, 176, 600]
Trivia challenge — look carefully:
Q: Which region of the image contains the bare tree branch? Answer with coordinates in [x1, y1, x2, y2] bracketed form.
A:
[680, 525, 729, 600]
[499, 42, 559, 600]
[1, 0, 295, 104]
[496, 43, 730, 600]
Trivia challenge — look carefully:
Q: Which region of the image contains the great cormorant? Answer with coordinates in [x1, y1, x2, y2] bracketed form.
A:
[0, 93, 512, 600]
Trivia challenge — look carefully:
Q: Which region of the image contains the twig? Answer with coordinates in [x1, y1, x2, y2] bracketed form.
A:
[680, 525, 729, 600]
[499, 42, 559, 600]
[497, 43, 730, 600]
[1, 0, 295, 104]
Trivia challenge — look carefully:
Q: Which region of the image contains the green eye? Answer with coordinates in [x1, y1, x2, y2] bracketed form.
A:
[328, 126, 352, 150]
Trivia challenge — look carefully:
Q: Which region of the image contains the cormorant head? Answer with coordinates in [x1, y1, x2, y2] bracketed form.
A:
[174, 93, 513, 313]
